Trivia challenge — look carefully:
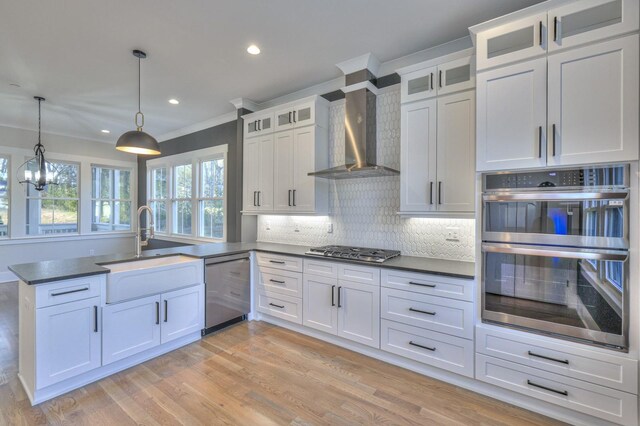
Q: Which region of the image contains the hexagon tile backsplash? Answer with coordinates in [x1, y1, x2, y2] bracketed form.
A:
[257, 87, 476, 262]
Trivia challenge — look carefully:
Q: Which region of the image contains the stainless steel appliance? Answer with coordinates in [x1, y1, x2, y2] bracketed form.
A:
[203, 253, 251, 335]
[481, 165, 629, 350]
[306, 245, 400, 263]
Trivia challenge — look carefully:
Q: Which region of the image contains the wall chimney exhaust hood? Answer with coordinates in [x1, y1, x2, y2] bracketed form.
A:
[309, 53, 399, 180]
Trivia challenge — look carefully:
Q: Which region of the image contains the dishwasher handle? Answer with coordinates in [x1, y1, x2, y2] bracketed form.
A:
[205, 254, 250, 266]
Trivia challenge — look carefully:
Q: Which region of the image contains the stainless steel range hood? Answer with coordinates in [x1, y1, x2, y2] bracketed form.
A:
[309, 55, 399, 180]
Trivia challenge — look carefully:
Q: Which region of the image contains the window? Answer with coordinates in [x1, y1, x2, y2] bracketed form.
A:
[91, 166, 132, 232]
[0, 156, 8, 237]
[199, 157, 225, 239]
[147, 145, 227, 241]
[148, 167, 168, 233]
[26, 161, 79, 235]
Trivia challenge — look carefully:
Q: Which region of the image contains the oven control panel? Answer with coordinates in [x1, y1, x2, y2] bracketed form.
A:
[484, 165, 627, 191]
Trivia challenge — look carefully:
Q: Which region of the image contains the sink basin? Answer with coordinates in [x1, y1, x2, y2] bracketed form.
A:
[104, 255, 203, 303]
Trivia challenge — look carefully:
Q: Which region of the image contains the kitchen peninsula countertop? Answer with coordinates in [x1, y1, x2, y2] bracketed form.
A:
[9, 242, 475, 285]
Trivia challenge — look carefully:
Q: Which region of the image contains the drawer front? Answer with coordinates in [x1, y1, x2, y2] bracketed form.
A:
[381, 319, 474, 378]
[256, 252, 303, 273]
[259, 267, 302, 297]
[303, 259, 338, 278]
[476, 354, 638, 426]
[35, 275, 103, 308]
[381, 269, 473, 301]
[338, 264, 380, 286]
[476, 326, 638, 394]
[256, 291, 302, 325]
[381, 288, 473, 339]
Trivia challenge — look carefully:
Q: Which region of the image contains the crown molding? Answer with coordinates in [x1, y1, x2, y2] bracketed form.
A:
[336, 52, 381, 77]
[156, 111, 237, 142]
[229, 97, 260, 112]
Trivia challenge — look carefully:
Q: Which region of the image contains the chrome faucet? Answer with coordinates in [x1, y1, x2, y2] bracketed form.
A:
[136, 205, 155, 257]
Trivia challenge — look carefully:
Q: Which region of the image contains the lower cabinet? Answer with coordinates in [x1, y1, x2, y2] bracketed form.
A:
[35, 296, 102, 389]
[302, 274, 380, 349]
[102, 285, 204, 366]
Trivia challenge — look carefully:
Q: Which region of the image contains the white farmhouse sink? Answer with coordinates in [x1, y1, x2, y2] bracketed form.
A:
[105, 255, 203, 303]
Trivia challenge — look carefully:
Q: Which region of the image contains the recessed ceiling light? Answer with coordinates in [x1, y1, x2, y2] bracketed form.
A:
[168, 99, 179, 105]
[247, 44, 261, 55]
[101, 129, 110, 134]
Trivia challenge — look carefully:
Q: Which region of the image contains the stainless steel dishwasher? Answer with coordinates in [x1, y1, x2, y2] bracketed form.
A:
[203, 253, 251, 335]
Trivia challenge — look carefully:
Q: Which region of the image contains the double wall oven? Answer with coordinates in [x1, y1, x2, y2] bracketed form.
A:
[481, 165, 629, 351]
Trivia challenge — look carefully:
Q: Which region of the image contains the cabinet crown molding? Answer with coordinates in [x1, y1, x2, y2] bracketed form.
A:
[336, 52, 381, 77]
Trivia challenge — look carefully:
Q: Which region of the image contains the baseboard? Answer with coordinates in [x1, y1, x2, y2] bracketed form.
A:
[0, 271, 17, 283]
[256, 314, 619, 426]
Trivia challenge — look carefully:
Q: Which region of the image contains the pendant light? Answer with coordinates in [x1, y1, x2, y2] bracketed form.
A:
[116, 49, 161, 155]
[18, 96, 58, 191]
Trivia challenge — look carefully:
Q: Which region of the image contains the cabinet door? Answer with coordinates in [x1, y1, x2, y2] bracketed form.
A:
[256, 112, 274, 135]
[274, 107, 295, 132]
[293, 101, 315, 128]
[245, 116, 260, 138]
[161, 285, 204, 344]
[436, 91, 476, 212]
[337, 281, 380, 348]
[437, 56, 475, 96]
[476, 13, 547, 71]
[476, 58, 547, 171]
[400, 99, 437, 212]
[102, 295, 161, 365]
[243, 138, 260, 212]
[547, 35, 639, 166]
[35, 297, 101, 389]
[401, 66, 437, 103]
[548, 0, 638, 52]
[292, 126, 316, 212]
[273, 130, 295, 211]
[257, 134, 274, 211]
[303, 275, 338, 334]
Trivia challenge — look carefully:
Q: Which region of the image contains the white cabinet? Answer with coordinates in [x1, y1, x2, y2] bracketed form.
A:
[243, 134, 274, 212]
[303, 275, 338, 334]
[160, 285, 204, 344]
[476, 58, 547, 171]
[35, 296, 101, 389]
[437, 56, 475, 96]
[273, 130, 295, 210]
[401, 66, 437, 102]
[548, 0, 638, 52]
[275, 100, 317, 131]
[244, 111, 274, 138]
[337, 280, 380, 348]
[102, 295, 161, 365]
[547, 34, 639, 166]
[476, 13, 547, 71]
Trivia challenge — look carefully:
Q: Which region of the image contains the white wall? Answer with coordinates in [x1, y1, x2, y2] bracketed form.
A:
[0, 125, 138, 281]
[257, 87, 476, 262]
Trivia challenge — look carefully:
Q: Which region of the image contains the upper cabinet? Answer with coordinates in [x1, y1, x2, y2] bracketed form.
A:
[400, 56, 475, 102]
[242, 95, 329, 215]
[548, 0, 639, 52]
[437, 56, 476, 96]
[244, 111, 274, 138]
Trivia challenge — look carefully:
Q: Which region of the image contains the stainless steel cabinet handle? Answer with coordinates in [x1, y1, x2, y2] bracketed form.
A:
[409, 307, 436, 316]
[156, 301, 160, 325]
[553, 16, 558, 42]
[409, 341, 435, 351]
[337, 286, 342, 308]
[430, 73, 434, 90]
[269, 260, 285, 264]
[164, 300, 168, 322]
[539, 21, 543, 46]
[439, 70, 443, 88]
[538, 126, 543, 158]
[51, 287, 89, 297]
[292, 190, 296, 207]
[269, 279, 285, 284]
[93, 306, 98, 333]
[331, 285, 336, 307]
[552, 124, 556, 156]
[409, 281, 436, 288]
[288, 189, 292, 206]
[528, 351, 569, 365]
[438, 182, 442, 205]
[527, 380, 568, 396]
[269, 303, 285, 309]
[429, 182, 434, 205]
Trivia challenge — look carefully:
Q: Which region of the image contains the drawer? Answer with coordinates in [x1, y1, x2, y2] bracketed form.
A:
[303, 259, 338, 279]
[381, 269, 473, 301]
[381, 319, 474, 378]
[338, 264, 380, 286]
[381, 288, 473, 339]
[259, 267, 302, 298]
[256, 291, 302, 325]
[35, 275, 104, 308]
[256, 252, 303, 273]
[476, 354, 638, 426]
[476, 326, 638, 394]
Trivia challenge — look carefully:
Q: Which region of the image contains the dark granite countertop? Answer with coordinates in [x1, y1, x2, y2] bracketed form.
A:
[9, 241, 475, 285]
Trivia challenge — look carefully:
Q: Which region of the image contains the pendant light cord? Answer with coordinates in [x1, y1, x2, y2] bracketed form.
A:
[135, 54, 144, 130]
[35, 97, 44, 155]
[138, 55, 141, 113]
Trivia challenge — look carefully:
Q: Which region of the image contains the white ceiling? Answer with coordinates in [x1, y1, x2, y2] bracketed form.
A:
[0, 0, 543, 143]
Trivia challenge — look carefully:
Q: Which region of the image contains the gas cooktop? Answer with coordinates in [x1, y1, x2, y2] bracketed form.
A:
[305, 245, 400, 263]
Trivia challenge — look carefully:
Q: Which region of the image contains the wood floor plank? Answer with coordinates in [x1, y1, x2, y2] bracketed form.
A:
[0, 282, 566, 425]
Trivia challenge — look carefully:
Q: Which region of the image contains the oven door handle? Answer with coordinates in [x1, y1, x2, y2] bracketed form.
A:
[483, 191, 628, 202]
[481, 243, 628, 261]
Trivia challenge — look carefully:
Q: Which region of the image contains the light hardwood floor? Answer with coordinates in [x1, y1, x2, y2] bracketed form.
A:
[0, 281, 565, 425]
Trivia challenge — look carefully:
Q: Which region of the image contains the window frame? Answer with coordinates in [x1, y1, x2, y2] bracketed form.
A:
[0, 154, 9, 238]
[148, 165, 169, 235]
[171, 162, 194, 236]
[90, 164, 134, 233]
[198, 154, 226, 240]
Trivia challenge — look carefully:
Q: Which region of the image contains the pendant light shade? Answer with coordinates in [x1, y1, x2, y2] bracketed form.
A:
[116, 49, 161, 155]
